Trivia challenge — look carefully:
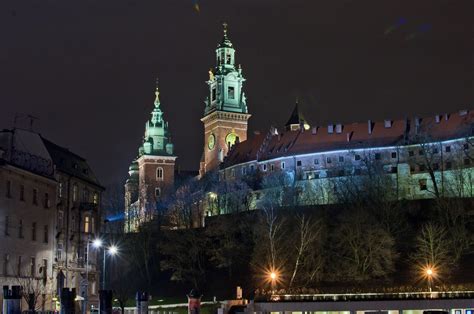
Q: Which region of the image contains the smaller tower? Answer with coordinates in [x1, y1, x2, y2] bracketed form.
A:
[125, 79, 176, 232]
[285, 101, 310, 131]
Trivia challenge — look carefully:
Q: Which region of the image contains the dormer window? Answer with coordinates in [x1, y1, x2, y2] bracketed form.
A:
[156, 167, 164, 181]
[228, 86, 235, 99]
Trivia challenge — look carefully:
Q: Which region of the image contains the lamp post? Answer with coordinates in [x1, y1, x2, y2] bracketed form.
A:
[426, 267, 434, 293]
[102, 245, 118, 290]
[84, 238, 102, 314]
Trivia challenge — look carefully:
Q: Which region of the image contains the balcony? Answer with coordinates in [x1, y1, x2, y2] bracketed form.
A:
[79, 202, 99, 211]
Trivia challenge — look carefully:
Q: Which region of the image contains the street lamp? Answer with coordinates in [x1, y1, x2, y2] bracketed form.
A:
[425, 267, 434, 293]
[102, 244, 119, 290]
[84, 238, 102, 314]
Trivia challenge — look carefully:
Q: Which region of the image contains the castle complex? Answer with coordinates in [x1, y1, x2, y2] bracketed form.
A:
[124, 24, 474, 230]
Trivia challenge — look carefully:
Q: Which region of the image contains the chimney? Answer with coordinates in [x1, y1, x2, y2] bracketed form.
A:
[368, 120, 373, 134]
[384, 120, 392, 128]
[335, 124, 342, 134]
[444, 113, 450, 121]
[435, 115, 441, 123]
[311, 127, 317, 135]
[270, 126, 278, 136]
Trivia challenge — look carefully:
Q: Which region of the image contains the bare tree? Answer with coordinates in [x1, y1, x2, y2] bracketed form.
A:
[16, 274, 47, 312]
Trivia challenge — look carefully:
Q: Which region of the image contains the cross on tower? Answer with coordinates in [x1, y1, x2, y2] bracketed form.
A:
[222, 22, 228, 35]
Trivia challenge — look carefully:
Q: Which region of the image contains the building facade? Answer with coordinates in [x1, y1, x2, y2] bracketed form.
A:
[124, 82, 176, 232]
[0, 128, 103, 312]
[218, 105, 474, 212]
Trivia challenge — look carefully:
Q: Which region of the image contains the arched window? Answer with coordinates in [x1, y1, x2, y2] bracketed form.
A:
[156, 167, 164, 181]
[155, 188, 161, 198]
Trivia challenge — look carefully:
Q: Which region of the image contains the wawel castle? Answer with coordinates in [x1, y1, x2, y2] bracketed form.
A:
[124, 25, 474, 231]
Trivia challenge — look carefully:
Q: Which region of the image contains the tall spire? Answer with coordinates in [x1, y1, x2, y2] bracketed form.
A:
[154, 77, 160, 108]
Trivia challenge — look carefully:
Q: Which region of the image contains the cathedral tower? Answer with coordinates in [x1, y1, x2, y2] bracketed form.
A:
[200, 23, 251, 175]
[125, 80, 176, 232]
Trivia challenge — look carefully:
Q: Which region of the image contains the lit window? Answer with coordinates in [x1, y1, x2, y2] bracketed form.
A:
[84, 216, 90, 233]
[156, 168, 164, 181]
[93, 193, 99, 205]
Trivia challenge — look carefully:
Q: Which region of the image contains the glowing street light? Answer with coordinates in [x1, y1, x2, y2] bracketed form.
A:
[92, 238, 102, 248]
[108, 245, 118, 256]
[422, 265, 436, 293]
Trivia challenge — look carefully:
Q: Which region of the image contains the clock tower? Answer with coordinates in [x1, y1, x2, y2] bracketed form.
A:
[200, 23, 251, 176]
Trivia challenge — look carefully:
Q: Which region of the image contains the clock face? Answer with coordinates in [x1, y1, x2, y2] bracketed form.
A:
[225, 132, 238, 147]
[208, 133, 216, 150]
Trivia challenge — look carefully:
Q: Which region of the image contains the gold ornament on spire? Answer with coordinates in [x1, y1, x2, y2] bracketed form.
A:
[223, 22, 228, 35]
[154, 78, 160, 105]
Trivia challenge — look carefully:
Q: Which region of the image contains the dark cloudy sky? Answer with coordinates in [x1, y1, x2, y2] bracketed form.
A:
[1, 0, 473, 186]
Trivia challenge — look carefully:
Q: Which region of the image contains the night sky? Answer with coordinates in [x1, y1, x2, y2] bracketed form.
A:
[1, 0, 473, 186]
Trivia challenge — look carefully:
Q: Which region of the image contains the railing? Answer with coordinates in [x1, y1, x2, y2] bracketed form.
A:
[258, 291, 474, 302]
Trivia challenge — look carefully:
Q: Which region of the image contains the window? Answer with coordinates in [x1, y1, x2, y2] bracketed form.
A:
[57, 211, 63, 229]
[281, 162, 286, 169]
[155, 188, 161, 198]
[262, 164, 267, 172]
[231, 169, 235, 177]
[270, 164, 274, 172]
[410, 165, 415, 172]
[20, 185, 25, 201]
[314, 159, 319, 165]
[211, 87, 216, 101]
[93, 193, 99, 205]
[30, 257, 35, 277]
[19, 219, 23, 238]
[84, 216, 90, 233]
[4, 216, 9, 236]
[445, 146, 451, 153]
[296, 160, 302, 167]
[226, 53, 231, 64]
[464, 158, 471, 166]
[354, 154, 361, 161]
[445, 162, 452, 169]
[374, 153, 381, 160]
[390, 166, 397, 173]
[56, 243, 63, 261]
[419, 165, 425, 172]
[326, 157, 332, 164]
[391, 152, 397, 159]
[4, 254, 10, 276]
[241, 167, 247, 175]
[408, 151, 414, 157]
[464, 143, 469, 150]
[32, 222, 37, 241]
[17, 256, 22, 276]
[419, 150, 424, 156]
[228, 86, 235, 99]
[6, 180, 12, 198]
[32, 189, 38, 205]
[43, 225, 48, 243]
[83, 189, 89, 202]
[433, 148, 439, 154]
[250, 165, 255, 172]
[339, 156, 344, 162]
[156, 168, 164, 181]
[72, 184, 78, 202]
[44, 193, 50, 208]
[58, 182, 63, 198]
[419, 179, 427, 191]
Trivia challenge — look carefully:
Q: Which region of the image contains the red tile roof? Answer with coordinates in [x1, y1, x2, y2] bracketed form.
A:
[222, 110, 474, 168]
